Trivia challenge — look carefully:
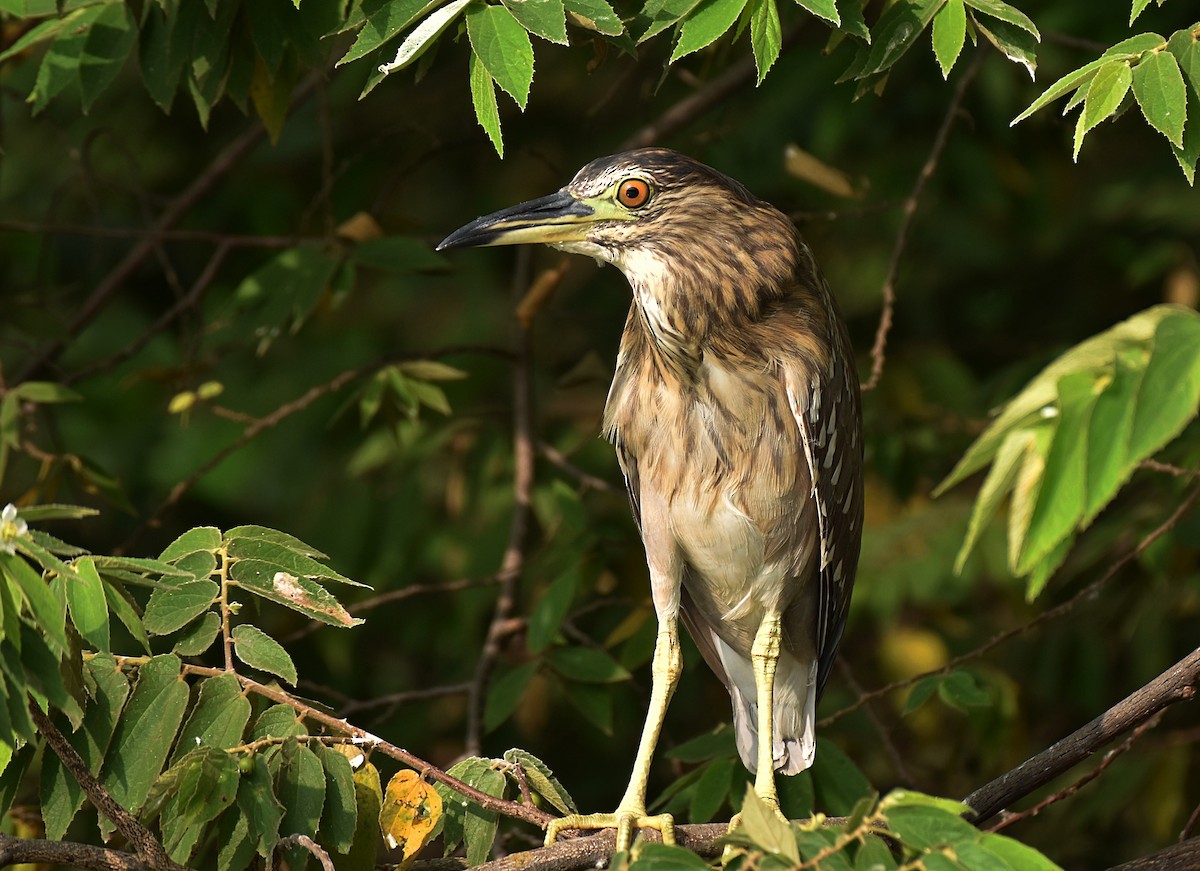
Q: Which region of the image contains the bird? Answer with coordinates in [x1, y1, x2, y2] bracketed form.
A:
[438, 148, 863, 851]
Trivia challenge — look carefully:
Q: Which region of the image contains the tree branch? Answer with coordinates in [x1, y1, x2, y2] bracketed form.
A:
[29, 706, 186, 871]
[964, 645, 1200, 824]
[0, 832, 160, 871]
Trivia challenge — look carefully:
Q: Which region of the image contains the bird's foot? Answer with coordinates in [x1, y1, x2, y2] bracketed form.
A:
[544, 808, 675, 851]
[723, 798, 790, 863]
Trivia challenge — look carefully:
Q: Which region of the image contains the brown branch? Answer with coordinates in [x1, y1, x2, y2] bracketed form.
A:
[1182, 802, 1200, 843]
[28, 706, 186, 871]
[537, 441, 614, 493]
[986, 713, 1164, 833]
[1106, 837, 1200, 870]
[179, 664, 555, 829]
[339, 682, 472, 717]
[0, 219, 309, 248]
[466, 249, 537, 757]
[822, 480, 1200, 727]
[0, 832, 160, 870]
[861, 48, 987, 393]
[964, 645, 1200, 825]
[276, 834, 335, 871]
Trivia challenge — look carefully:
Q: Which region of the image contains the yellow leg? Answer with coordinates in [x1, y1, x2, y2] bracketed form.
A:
[728, 611, 788, 844]
[544, 624, 681, 850]
[751, 611, 783, 812]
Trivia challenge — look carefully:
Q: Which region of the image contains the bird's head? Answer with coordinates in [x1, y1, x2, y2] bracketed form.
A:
[437, 148, 798, 291]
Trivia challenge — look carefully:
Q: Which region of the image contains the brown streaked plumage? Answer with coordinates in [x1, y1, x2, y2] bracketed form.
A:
[439, 147, 863, 850]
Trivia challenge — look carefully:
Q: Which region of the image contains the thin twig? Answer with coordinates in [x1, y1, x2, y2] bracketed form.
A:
[837, 659, 919, 788]
[466, 249, 537, 757]
[1182, 800, 1200, 843]
[29, 706, 185, 871]
[537, 441, 613, 493]
[0, 219, 311, 248]
[986, 713, 1164, 833]
[821, 481, 1200, 726]
[861, 48, 987, 393]
[339, 682, 473, 717]
[276, 834, 336, 871]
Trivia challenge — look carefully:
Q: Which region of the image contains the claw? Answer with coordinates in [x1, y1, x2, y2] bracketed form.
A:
[544, 810, 676, 851]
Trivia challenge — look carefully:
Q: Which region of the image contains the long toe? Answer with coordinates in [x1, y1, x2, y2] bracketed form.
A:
[544, 810, 676, 851]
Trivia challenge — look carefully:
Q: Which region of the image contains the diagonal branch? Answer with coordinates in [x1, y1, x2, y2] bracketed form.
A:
[0, 832, 161, 871]
[29, 706, 186, 871]
[964, 645, 1200, 824]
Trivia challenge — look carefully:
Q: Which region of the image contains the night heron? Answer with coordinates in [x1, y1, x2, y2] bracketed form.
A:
[439, 148, 863, 850]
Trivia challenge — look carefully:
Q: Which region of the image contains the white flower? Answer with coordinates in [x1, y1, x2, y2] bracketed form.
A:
[0, 503, 28, 556]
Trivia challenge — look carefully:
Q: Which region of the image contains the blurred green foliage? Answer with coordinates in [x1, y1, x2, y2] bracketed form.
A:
[1, 0, 1199, 867]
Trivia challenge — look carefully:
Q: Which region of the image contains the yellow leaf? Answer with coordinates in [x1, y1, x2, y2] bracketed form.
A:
[379, 769, 443, 862]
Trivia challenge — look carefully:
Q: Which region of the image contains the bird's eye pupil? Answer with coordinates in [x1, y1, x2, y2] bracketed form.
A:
[618, 179, 650, 208]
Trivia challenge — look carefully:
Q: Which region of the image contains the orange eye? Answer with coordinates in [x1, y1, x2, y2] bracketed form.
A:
[616, 178, 651, 208]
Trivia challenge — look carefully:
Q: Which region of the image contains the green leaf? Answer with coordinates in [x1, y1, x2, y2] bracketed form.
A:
[273, 738, 327, 865]
[1167, 29, 1200, 182]
[27, 2, 136, 113]
[671, 0, 749, 62]
[159, 527, 222, 563]
[40, 655, 130, 840]
[932, 0, 965, 79]
[226, 534, 362, 587]
[886, 804, 979, 850]
[811, 737, 872, 815]
[502, 0, 568, 44]
[378, 0, 472, 76]
[548, 646, 631, 682]
[562, 0, 624, 35]
[963, 0, 1038, 38]
[234, 246, 341, 337]
[215, 801, 257, 871]
[879, 789, 971, 816]
[937, 669, 991, 711]
[1128, 313, 1200, 459]
[1017, 370, 1097, 574]
[1075, 59, 1133, 158]
[142, 580, 219, 635]
[239, 753, 285, 859]
[502, 748, 578, 814]
[173, 611, 221, 656]
[466, 4, 535, 109]
[1129, 0, 1152, 24]
[318, 744, 358, 853]
[1132, 48, 1188, 148]
[638, 0, 705, 43]
[159, 748, 241, 861]
[232, 623, 299, 685]
[855, 0, 942, 77]
[737, 784, 799, 861]
[977, 832, 1064, 870]
[902, 674, 943, 715]
[665, 724, 736, 762]
[65, 557, 110, 653]
[483, 660, 538, 731]
[11, 503, 95, 522]
[338, 0, 439, 65]
[528, 567, 579, 653]
[463, 764, 506, 865]
[101, 654, 190, 813]
[561, 680, 613, 733]
[1, 552, 68, 653]
[224, 525, 329, 560]
[633, 843, 715, 869]
[689, 756, 734, 822]
[469, 49, 504, 156]
[228, 560, 361, 627]
[973, 14, 1038, 80]
[794, 0, 837, 25]
[252, 703, 307, 741]
[172, 673, 252, 764]
[138, 1, 185, 111]
[748, 0, 781, 83]
[329, 757, 382, 871]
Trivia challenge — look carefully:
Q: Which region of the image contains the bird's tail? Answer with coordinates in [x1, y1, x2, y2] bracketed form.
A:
[718, 644, 817, 775]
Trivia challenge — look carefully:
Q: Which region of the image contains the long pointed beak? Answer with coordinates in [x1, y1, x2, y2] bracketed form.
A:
[436, 190, 596, 251]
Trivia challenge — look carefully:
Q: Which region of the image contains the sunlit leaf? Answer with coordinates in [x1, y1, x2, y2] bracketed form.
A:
[466, 4, 534, 109]
[232, 623, 299, 685]
[932, 0, 965, 79]
[1132, 48, 1188, 148]
[380, 769, 443, 859]
[670, 0, 749, 63]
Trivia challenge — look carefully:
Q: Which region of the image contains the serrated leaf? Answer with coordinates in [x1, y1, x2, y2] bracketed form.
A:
[737, 784, 799, 861]
[173, 611, 221, 656]
[1132, 48, 1188, 148]
[974, 14, 1037, 80]
[1, 552, 68, 653]
[160, 748, 240, 861]
[638, 0, 706, 43]
[229, 561, 361, 626]
[466, 4, 535, 109]
[963, 0, 1037, 37]
[232, 623, 298, 685]
[101, 654, 190, 813]
[886, 804, 979, 850]
[563, 0, 624, 35]
[932, 0, 965, 78]
[748, 0, 781, 83]
[238, 753, 285, 859]
[503, 748, 578, 814]
[102, 578, 150, 653]
[172, 673, 251, 764]
[795, 0, 837, 25]
[501, 0, 568, 44]
[671, 0, 749, 62]
[273, 738, 326, 866]
[318, 744, 358, 853]
[855, 0, 942, 78]
[338, 0, 440, 65]
[463, 765, 505, 866]
[937, 669, 991, 711]
[1129, 0, 1152, 25]
[12, 503, 95, 522]
[66, 557, 109, 653]
[378, 0, 472, 75]
[880, 789, 971, 816]
[528, 567, 578, 653]
[159, 527, 222, 563]
[380, 769, 443, 858]
[1075, 59, 1132, 158]
[330, 758, 382, 871]
[252, 703, 307, 741]
[226, 536, 361, 587]
[223, 525, 329, 560]
[143, 580, 218, 636]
